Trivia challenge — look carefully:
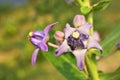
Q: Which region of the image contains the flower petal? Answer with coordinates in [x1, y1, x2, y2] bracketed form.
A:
[55, 40, 71, 56]
[93, 31, 101, 42]
[72, 49, 87, 70]
[87, 36, 102, 52]
[78, 22, 92, 35]
[32, 30, 45, 38]
[64, 23, 75, 39]
[38, 40, 48, 51]
[30, 37, 42, 46]
[44, 22, 58, 35]
[31, 48, 39, 66]
[73, 15, 86, 28]
[30, 30, 45, 47]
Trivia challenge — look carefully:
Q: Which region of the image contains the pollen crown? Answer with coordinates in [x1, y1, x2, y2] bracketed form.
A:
[72, 31, 80, 39]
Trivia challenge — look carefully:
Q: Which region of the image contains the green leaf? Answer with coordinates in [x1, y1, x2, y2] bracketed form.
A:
[92, 0, 111, 11]
[100, 67, 120, 80]
[100, 21, 120, 55]
[41, 31, 87, 80]
[43, 52, 87, 80]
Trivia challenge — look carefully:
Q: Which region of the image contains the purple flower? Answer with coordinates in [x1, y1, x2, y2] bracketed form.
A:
[55, 15, 102, 70]
[29, 22, 57, 66]
[117, 42, 120, 49]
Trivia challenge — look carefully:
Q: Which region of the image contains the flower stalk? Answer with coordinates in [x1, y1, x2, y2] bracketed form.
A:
[76, 0, 83, 6]
[47, 42, 59, 48]
[86, 8, 100, 80]
[86, 10, 100, 80]
[86, 50, 100, 80]
[87, 13, 93, 36]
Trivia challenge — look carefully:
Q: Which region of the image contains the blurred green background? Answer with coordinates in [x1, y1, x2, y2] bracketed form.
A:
[0, 0, 120, 80]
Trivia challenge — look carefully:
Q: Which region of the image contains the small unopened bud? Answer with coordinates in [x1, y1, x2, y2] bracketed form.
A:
[54, 31, 64, 41]
[54, 31, 64, 46]
[73, 15, 86, 28]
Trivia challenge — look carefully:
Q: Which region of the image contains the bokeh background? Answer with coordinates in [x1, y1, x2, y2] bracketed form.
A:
[0, 0, 120, 80]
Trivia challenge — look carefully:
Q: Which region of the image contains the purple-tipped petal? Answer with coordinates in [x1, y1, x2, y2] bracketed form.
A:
[31, 48, 39, 66]
[38, 40, 48, 51]
[44, 22, 58, 35]
[32, 30, 45, 38]
[30, 30, 45, 47]
[55, 40, 71, 56]
[30, 37, 43, 47]
[78, 22, 92, 35]
[72, 49, 87, 70]
[73, 15, 86, 28]
[88, 36, 102, 52]
[64, 23, 75, 39]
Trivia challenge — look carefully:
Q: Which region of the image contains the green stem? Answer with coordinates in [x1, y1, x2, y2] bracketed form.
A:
[77, 0, 83, 6]
[85, 1, 100, 80]
[85, 53, 100, 80]
[77, 0, 90, 7]
[87, 12, 93, 36]
[84, 0, 90, 6]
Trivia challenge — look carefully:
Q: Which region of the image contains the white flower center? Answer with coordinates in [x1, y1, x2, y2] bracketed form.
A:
[72, 31, 80, 39]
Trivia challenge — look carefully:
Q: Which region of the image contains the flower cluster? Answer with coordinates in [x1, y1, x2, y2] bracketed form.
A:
[55, 15, 102, 70]
[28, 15, 102, 70]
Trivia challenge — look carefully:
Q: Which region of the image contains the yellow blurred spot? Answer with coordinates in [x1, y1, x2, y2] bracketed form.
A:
[28, 32, 33, 39]
[72, 31, 80, 39]
[28, 32, 33, 37]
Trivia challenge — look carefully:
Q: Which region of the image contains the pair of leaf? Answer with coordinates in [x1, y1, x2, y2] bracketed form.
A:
[41, 21, 120, 80]
[80, 0, 111, 14]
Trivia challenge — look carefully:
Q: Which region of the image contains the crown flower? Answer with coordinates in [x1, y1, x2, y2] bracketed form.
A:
[29, 22, 57, 66]
[55, 15, 102, 70]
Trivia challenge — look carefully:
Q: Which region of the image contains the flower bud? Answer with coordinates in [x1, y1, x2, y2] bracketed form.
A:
[54, 31, 64, 41]
[73, 15, 86, 28]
